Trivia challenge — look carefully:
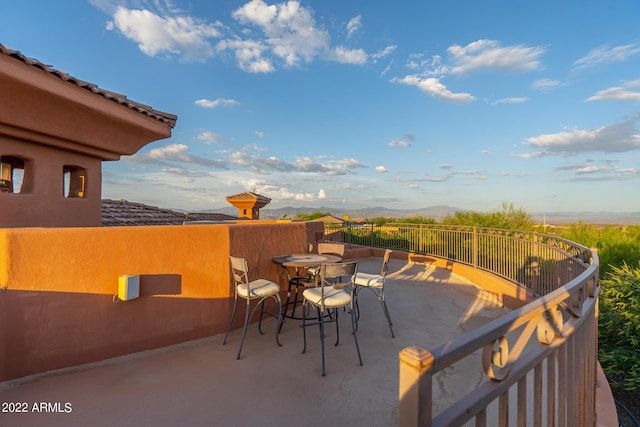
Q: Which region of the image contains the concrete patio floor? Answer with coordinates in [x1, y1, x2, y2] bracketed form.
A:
[0, 257, 510, 427]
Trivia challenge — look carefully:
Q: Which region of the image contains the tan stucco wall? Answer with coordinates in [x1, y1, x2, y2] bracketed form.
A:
[0, 221, 311, 381]
[1, 138, 102, 227]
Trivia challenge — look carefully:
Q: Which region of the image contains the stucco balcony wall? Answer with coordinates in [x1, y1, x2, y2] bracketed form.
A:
[0, 221, 313, 381]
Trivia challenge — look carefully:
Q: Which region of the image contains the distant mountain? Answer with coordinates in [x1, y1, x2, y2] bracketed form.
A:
[213, 205, 461, 221]
[210, 205, 640, 225]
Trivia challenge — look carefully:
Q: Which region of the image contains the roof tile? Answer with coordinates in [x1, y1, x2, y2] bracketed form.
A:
[101, 199, 238, 227]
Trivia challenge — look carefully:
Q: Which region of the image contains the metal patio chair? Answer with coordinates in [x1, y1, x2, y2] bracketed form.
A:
[301, 261, 362, 376]
[223, 256, 283, 359]
[353, 249, 395, 337]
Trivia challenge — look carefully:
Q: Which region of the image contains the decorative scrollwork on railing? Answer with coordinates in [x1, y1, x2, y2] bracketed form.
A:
[537, 306, 564, 345]
[482, 336, 510, 381]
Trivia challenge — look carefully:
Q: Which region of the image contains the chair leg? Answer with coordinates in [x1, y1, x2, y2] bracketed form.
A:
[257, 299, 266, 335]
[379, 292, 395, 338]
[319, 307, 326, 376]
[302, 303, 308, 354]
[353, 287, 361, 332]
[350, 302, 363, 367]
[236, 299, 251, 359]
[290, 284, 301, 319]
[223, 295, 239, 345]
[334, 308, 340, 346]
[275, 294, 283, 347]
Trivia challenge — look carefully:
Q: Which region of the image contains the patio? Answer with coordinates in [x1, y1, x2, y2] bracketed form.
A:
[0, 256, 509, 427]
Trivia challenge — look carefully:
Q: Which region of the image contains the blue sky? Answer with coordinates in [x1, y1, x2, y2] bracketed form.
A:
[2, 1, 640, 214]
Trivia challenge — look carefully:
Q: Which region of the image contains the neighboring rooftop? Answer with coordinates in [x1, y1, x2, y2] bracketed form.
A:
[101, 199, 238, 226]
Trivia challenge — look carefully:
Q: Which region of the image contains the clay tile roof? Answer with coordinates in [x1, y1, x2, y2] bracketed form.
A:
[0, 43, 177, 128]
[312, 215, 345, 223]
[101, 199, 238, 227]
[226, 191, 271, 202]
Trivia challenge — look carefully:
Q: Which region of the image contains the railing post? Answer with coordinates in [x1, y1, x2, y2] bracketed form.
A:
[473, 225, 478, 268]
[399, 346, 434, 427]
[370, 223, 374, 248]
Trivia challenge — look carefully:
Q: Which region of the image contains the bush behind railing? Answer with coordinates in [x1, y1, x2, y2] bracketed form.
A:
[326, 223, 591, 296]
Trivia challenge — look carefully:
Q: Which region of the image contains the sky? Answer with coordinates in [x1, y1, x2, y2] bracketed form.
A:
[2, 1, 640, 215]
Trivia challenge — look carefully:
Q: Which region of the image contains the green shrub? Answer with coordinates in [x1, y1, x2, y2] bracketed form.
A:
[441, 202, 534, 230]
[598, 262, 640, 390]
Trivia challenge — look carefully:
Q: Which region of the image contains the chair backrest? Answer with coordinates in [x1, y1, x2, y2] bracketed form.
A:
[317, 242, 345, 257]
[318, 261, 358, 309]
[229, 256, 249, 288]
[381, 249, 392, 278]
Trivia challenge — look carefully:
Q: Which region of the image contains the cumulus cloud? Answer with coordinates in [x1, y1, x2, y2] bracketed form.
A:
[101, 0, 371, 71]
[195, 98, 240, 108]
[391, 75, 475, 104]
[376, 165, 388, 172]
[229, 0, 330, 68]
[388, 139, 412, 148]
[573, 43, 640, 70]
[133, 144, 228, 168]
[331, 46, 368, 64]
[228, 147, 367, 176]
[106, 6, 221, 62]
[197, 132, 226, 144]
[447, 39, 545, 75]
[516, 116, 640, 157]
[551, 162, 639, 181]
[585, 80, 640, 102]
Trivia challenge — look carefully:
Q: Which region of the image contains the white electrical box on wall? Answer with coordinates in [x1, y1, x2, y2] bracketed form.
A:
[118, 275, 140, 301]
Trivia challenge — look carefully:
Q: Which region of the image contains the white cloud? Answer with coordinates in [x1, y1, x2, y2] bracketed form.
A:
[197, 132, 226, 144]
[532, 78, 561, 92]
[576, 166, 608, 174]
[392, 75, 475, 104]
[376, 165, 388, 172]
[521, 116, 640, 155]
[216, 38, 275, 73]
[228, 147, 367, 176]
[585, 80, 640, 102]
[133, 143, 228, 168]
[231, 0, 330, 67]
[318, 189, 326, 199]
[447, 39, 545, 75]
[372, 45, 397, 61]
[388, 139, 411, 148]
[573, 43, 640, 70]
[492, 97, 528, 105]
[346, 15, 362, 39]
[107, 6, 221, 62]
[195, 98, 240, 108]
[331, 46, 367, 64]
[255, 131, 265, 137]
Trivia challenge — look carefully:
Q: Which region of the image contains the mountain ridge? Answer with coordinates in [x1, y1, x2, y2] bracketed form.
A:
[207, 205, 640, 224]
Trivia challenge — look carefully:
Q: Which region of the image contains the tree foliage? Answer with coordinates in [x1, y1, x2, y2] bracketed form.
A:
[441, 202, 534, 230]
[367, 216, 436, 226]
